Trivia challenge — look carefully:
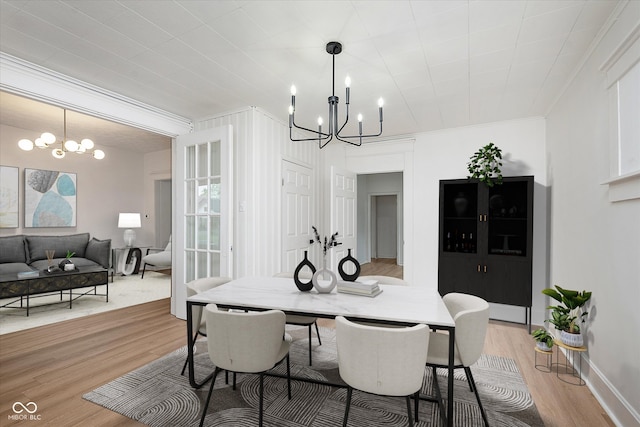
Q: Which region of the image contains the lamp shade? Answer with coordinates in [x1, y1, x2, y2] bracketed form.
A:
[118, 213, 141, 228]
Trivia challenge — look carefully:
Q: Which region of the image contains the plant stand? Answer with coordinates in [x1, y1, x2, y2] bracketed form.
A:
[552, 339, 587, 385]
[534, 346, 553, 372]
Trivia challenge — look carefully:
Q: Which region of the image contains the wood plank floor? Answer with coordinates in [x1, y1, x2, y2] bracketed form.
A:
[0, 261, 614, 426]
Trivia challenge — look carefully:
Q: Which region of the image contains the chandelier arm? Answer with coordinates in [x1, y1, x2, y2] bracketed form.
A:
[335, 134, 362, 146]
[319, 134, 334, 149]
[289, 127, 331, 142]
[338, 121, 383, 140]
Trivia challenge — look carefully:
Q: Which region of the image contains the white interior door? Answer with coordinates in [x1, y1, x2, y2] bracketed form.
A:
[331, 167, 357, 272]
[172, 125, 233, 319]
[281, 160, 313, 273]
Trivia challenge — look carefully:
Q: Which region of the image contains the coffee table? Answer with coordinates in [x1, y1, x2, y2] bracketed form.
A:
[0, 266, 109, 316]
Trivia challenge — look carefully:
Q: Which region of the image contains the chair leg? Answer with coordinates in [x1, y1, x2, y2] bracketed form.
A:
[343, 387, 353, 427]
[141, 263, 146, 278]
[405, 395, 414, 427]
[464, 365, 474, 392]
[286, 354, 292, 400]
[314, 320, 322, 345]
[465, 367, 490, 427]
[307, 324, 313, 366]
[431, 365, 447, 423]
[199, 367, 221, 427]
[259, 373, 264, 427]
[414, 390, 420, 422]
[181, 332, 200, 376]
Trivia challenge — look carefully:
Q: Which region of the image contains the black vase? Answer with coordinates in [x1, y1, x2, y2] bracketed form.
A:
[338, 249, 361, 282]
[58, 259, 72, 270]
[293, 251, 316, 292]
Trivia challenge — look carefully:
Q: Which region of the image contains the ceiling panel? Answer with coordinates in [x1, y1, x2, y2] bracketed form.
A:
[0, 0, 620, 149]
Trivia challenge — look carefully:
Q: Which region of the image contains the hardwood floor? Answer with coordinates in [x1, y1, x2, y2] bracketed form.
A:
[0, 261, 613, 426]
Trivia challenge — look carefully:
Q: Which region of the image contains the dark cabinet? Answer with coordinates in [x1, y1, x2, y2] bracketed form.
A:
[438, 176, 534, 313]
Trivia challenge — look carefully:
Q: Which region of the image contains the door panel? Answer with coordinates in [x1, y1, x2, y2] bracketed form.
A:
[331, 167, 357, 272]
[281, 161, 313, 273]
[173, 125, 233, 319]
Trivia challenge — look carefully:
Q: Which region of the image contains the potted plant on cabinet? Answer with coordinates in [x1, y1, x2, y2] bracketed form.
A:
[543, 285, 592, 347]
[467, 142, 503, 187]
[532, 328, 554, 352]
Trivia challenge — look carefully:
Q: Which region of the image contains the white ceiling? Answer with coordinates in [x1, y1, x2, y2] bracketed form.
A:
[0, 0, 620, 149]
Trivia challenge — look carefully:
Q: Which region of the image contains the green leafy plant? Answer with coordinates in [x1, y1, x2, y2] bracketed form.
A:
[542, 285, 592, 334]
[532, 328, 554, 348]
[467, 142, 503, 187]
[65, 250, 75, 260]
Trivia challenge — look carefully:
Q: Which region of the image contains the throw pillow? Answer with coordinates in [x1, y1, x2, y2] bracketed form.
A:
[0, 235, 27, 263]
[85, 238, 112, 269]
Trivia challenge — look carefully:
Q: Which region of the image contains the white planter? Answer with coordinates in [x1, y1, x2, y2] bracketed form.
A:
[536, 342, 553, 352]
[560, 330, 584, 347]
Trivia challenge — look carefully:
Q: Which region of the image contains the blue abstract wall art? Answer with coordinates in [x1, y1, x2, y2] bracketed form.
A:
[24, 168, 77, 227]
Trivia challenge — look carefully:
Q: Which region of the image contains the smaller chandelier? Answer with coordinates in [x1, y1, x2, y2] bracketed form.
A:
[288, 41, 384, 149]
[18, 109, 105, 160]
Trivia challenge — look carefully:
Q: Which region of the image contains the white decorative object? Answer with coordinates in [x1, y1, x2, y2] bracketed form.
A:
[118, 213, 141, 247]
[64, 263, 75, 271]
[312, 258, 337, 293]
[560, 330, 584, 348]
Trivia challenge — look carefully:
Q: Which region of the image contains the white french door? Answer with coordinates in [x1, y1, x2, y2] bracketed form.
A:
[281, 160, 314, 273]
[172, 125, 233, 319]
[330, 167, 357, 271]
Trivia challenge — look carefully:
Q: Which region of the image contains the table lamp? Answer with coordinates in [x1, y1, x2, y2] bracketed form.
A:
[118, 213, 141, 247]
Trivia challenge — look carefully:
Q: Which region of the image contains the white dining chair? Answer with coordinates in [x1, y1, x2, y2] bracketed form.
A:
[274, 271, 322, 366]
[199, 304, 292, 427]
[335, 315, 429, 426]
[426, 292, 490, 426]
[180, 276, 232, 376]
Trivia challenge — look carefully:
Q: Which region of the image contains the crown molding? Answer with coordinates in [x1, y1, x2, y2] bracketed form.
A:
[0, 52, 192, 137]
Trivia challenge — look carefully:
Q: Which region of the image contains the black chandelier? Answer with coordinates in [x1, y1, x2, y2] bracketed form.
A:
[288, 41, 384, 149]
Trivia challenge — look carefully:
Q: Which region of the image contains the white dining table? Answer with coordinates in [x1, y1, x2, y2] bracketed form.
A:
[186, 276, 457, 426]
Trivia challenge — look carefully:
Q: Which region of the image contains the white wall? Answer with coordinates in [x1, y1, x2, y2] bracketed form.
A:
[326, 118, 548, 324]
[194, 107, 322, 278]
[545, 2, 640, 425]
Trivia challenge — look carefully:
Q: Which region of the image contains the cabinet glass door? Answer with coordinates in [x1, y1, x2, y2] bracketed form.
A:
[487, 181, 529, 257]
[441, 182, 478, 253]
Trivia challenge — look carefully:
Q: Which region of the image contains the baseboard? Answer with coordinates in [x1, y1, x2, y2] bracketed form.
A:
[575, 354, 640, 427]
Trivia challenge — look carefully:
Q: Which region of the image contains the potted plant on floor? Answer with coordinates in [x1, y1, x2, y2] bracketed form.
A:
[532, 328, 554, 352]
[543, 285, 592, 347]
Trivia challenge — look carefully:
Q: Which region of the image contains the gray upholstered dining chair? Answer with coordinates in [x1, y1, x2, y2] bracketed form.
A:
[199, 304, 292, 427]
[426, 292, 490, 426]
[180, 276, 232, 376]
[274, 272, 322, 366]
[335, 315, 429, 426]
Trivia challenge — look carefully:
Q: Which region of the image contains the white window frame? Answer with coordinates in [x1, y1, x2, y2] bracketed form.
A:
[600, 24, 640, 202]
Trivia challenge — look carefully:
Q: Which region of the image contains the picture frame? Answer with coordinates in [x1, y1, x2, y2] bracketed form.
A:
[24, 168, 77, 227]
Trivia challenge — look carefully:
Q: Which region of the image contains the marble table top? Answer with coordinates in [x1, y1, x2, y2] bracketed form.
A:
[189, 276, 454, 328]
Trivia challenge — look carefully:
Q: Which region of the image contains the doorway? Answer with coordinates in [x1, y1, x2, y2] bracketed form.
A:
[356, 172, 403, 270]
[154, 179, 172, 248]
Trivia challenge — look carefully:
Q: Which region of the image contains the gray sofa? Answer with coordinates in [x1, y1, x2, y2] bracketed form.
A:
[0, 233, 111, 276]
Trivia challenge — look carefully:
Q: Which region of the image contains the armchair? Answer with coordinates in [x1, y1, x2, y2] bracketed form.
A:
[141, 236, 171, 278]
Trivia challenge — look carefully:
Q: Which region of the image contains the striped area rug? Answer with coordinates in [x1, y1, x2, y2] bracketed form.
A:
[84, 326, 543, 426]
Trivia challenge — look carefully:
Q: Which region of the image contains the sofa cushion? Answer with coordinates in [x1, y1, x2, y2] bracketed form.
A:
[25, 233, 90, 262]
[0, 262, 33, 275]
[85, 238, 111, 268]
[0, 235, 27, 263]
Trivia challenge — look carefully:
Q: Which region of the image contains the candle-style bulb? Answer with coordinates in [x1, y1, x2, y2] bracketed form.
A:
[290, 85, 297, 96]
[345, 76, 351, 87]
[378, 98, 384, 108]
[288, 105, 294, 115]
[317, 117, 323, 126]
[357, 113, 363, 122]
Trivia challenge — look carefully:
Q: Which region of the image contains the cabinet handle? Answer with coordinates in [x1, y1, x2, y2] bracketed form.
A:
[484, 214, 487, 222]
[484, 265, 487, 273]
[477, 264, 481, 272]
